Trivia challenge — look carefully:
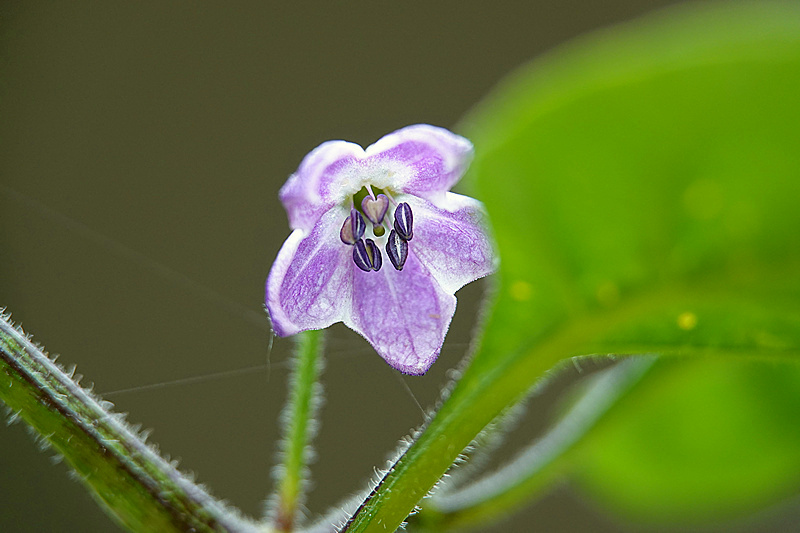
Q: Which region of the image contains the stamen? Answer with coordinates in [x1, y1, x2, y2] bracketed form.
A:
[353, 238, 383, 272]
[361, 194, 389, 225]
[385, 229, 408, 271]
[394, 202, 413, 241]
[340, 209, 366, 245]
[340, 218, 355, 244]
[352, 209, 366, 240]
[383, 190, 398, 206]
[353, 240, 371, 271]
[368, 238, 382, 271]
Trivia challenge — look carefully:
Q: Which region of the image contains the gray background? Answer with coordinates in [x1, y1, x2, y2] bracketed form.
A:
[3, 1, 792, 532]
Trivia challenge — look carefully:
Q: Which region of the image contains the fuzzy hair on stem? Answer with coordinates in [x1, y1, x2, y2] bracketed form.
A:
[0, 310, 258, 532]
[267, 329, 326, 532]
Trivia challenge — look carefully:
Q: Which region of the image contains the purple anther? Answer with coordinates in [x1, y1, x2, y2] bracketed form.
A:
[352, 239, 372, 271]
[393, 202, 413, 241]
[361, 194, 390, 225]
[368, 238, 382, 271]
[340, 209, 366, 245]
[353, 238, 382, 272]
[385, 229, 408, 271]
[340, 218, 356, 244]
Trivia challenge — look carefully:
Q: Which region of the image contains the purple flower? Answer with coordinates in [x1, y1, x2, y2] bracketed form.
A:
[266, 125, 497, 375]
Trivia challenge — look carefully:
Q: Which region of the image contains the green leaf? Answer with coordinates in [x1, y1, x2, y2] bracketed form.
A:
[572, 358, 800, 524]
[345, 3, 800, 531]
[466, 0, 800, 365]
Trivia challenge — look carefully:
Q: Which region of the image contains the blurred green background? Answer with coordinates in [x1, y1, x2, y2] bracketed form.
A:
[1, 1, 798, 532]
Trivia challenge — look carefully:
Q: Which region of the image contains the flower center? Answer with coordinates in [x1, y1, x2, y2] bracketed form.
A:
[339, 188, 414, 272]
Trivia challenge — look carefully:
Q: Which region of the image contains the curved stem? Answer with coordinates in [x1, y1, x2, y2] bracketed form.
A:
[411, 356, 654, 531]
[0, 312, 257, 533]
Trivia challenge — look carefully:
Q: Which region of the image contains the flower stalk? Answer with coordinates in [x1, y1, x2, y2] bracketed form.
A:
[271, 329, 325, 531]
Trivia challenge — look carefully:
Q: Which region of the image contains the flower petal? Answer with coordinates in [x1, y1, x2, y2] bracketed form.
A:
[279, 140, 365, 232]
[346, 252, 456, 375]
[266, 207, 353, 336]
[404, 193, 498, 295]
[278, 125, 473, 232]
[366, 124, 474, 202]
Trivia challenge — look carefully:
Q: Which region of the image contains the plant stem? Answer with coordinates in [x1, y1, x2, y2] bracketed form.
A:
[0, 312, 258, 533]
[271, 329, 325, 531]
[411, 356, 654, 531]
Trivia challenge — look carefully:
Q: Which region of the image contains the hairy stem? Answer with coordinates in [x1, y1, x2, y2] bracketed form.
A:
[0, 312, 258, 533]
[271, 330, 325, 531]
[411, 356, 654, 531]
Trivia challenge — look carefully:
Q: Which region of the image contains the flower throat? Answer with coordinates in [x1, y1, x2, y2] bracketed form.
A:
[339, 186, 413, 272]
